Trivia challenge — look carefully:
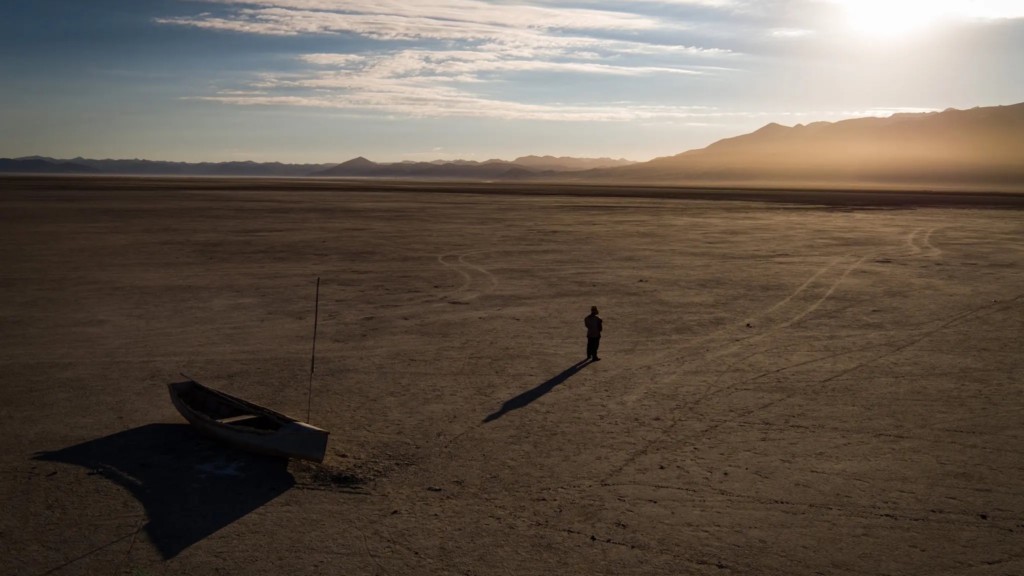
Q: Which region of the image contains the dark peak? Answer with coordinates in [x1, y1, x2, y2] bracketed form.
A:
[339, 156, 376, 167]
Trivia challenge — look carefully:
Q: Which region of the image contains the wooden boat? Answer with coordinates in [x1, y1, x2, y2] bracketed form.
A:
[168, 378, 329, 463]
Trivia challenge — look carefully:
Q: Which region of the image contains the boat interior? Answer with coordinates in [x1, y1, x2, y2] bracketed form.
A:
[180, 384, 282, 431]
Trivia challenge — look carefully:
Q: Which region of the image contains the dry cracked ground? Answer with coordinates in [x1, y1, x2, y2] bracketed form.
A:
[1, 179, 1022, 575]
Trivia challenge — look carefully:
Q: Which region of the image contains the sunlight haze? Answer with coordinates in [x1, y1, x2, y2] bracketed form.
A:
[1, 0, 1021, 162]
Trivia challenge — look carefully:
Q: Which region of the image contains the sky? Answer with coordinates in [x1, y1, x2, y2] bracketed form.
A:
[2, 0, 1022, 163]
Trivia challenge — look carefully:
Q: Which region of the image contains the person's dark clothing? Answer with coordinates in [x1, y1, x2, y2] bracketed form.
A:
[584, 313, 602, 360]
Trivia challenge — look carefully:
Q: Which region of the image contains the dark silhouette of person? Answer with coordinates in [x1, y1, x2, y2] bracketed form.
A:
[584, 306, 603, 361]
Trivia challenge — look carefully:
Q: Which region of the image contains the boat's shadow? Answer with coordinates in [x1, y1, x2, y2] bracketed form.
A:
[34, 422, 294, 559]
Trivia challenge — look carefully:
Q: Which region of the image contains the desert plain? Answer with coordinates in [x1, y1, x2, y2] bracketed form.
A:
[1, 177, 1022, 576]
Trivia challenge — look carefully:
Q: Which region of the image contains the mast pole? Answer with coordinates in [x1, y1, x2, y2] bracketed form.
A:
[307, 276, 320, 422]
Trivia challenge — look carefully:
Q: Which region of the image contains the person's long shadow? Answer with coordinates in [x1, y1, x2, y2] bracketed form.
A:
[34, 422, 294, 560]
[483, 358, 591, 423]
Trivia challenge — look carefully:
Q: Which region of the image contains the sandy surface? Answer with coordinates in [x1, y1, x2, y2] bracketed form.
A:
[1, 177, 1022, 575]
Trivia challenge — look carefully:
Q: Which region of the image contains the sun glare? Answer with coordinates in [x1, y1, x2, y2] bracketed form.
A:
[839, 0, 946, 38]
[831, 0, 1024, 39]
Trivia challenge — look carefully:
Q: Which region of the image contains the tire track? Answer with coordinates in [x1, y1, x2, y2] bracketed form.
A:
[604, 255, 870, 479]
[894, 226, 943, 260]
[617, 257, 844, 357]
[698, 295, 1021, 432]
[604, 276, 1020, 484]
[920, 227, 943, 259]
[620, 255, 866, 404]
[604, 294, 1023, 482]
[608, 222, 966, 460]
[435, 250, 499, 303]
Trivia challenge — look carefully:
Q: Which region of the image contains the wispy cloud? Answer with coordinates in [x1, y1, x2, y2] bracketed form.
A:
[195, 88, 729, 122]
[156, 0, 662, 38]
[200, 49, 721, 122]
[298, 50, 708, 81]
[196, 82, 923, 125]
[161, 1, 967, 125]
[158, 0, 739, 120]
[155, 1, 734, 56]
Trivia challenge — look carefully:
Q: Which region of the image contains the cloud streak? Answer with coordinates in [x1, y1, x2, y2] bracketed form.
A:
[158, 0, 739, 121]
[298, 50, 708, 81]
[155, 0, 662, 38]
[195, 81, 925, 125]
[202, 47, 717, 122]
[157, 1, 971, 123]
[195, 90, 724, 122]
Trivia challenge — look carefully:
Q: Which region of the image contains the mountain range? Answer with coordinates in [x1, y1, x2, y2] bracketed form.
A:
[3, 103, 1022, 189]
[589, 102, 1024, 188]
[309, 155, 634, 179]
[0, 157, 336, 177]
[0, 155, 633, 179]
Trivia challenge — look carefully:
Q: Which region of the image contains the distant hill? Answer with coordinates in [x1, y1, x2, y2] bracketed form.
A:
[312, 157, 538, 179]
[588, 103, 1024, 189]
[0, 158, 97, 174]
[310, 155, 632, 179]
[0, 154, 629, 179]
[5, 104, 1021, 189]
[512, 156, 635, 171]
[71, 158, 336, 176]
[0, 157, 336, 176]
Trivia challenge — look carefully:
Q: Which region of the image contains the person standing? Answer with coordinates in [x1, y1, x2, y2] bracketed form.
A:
[584, 306, 603, 361]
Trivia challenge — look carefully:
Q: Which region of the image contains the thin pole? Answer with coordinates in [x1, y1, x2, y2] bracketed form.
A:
[307, 276, 320, 422]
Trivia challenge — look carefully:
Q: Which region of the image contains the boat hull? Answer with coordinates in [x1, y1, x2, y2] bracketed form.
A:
[168, 380, 329, 463]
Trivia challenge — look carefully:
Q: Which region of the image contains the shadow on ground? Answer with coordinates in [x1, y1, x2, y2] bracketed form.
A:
[34, 423, 294, 559]
[483, 358, 591, 423]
